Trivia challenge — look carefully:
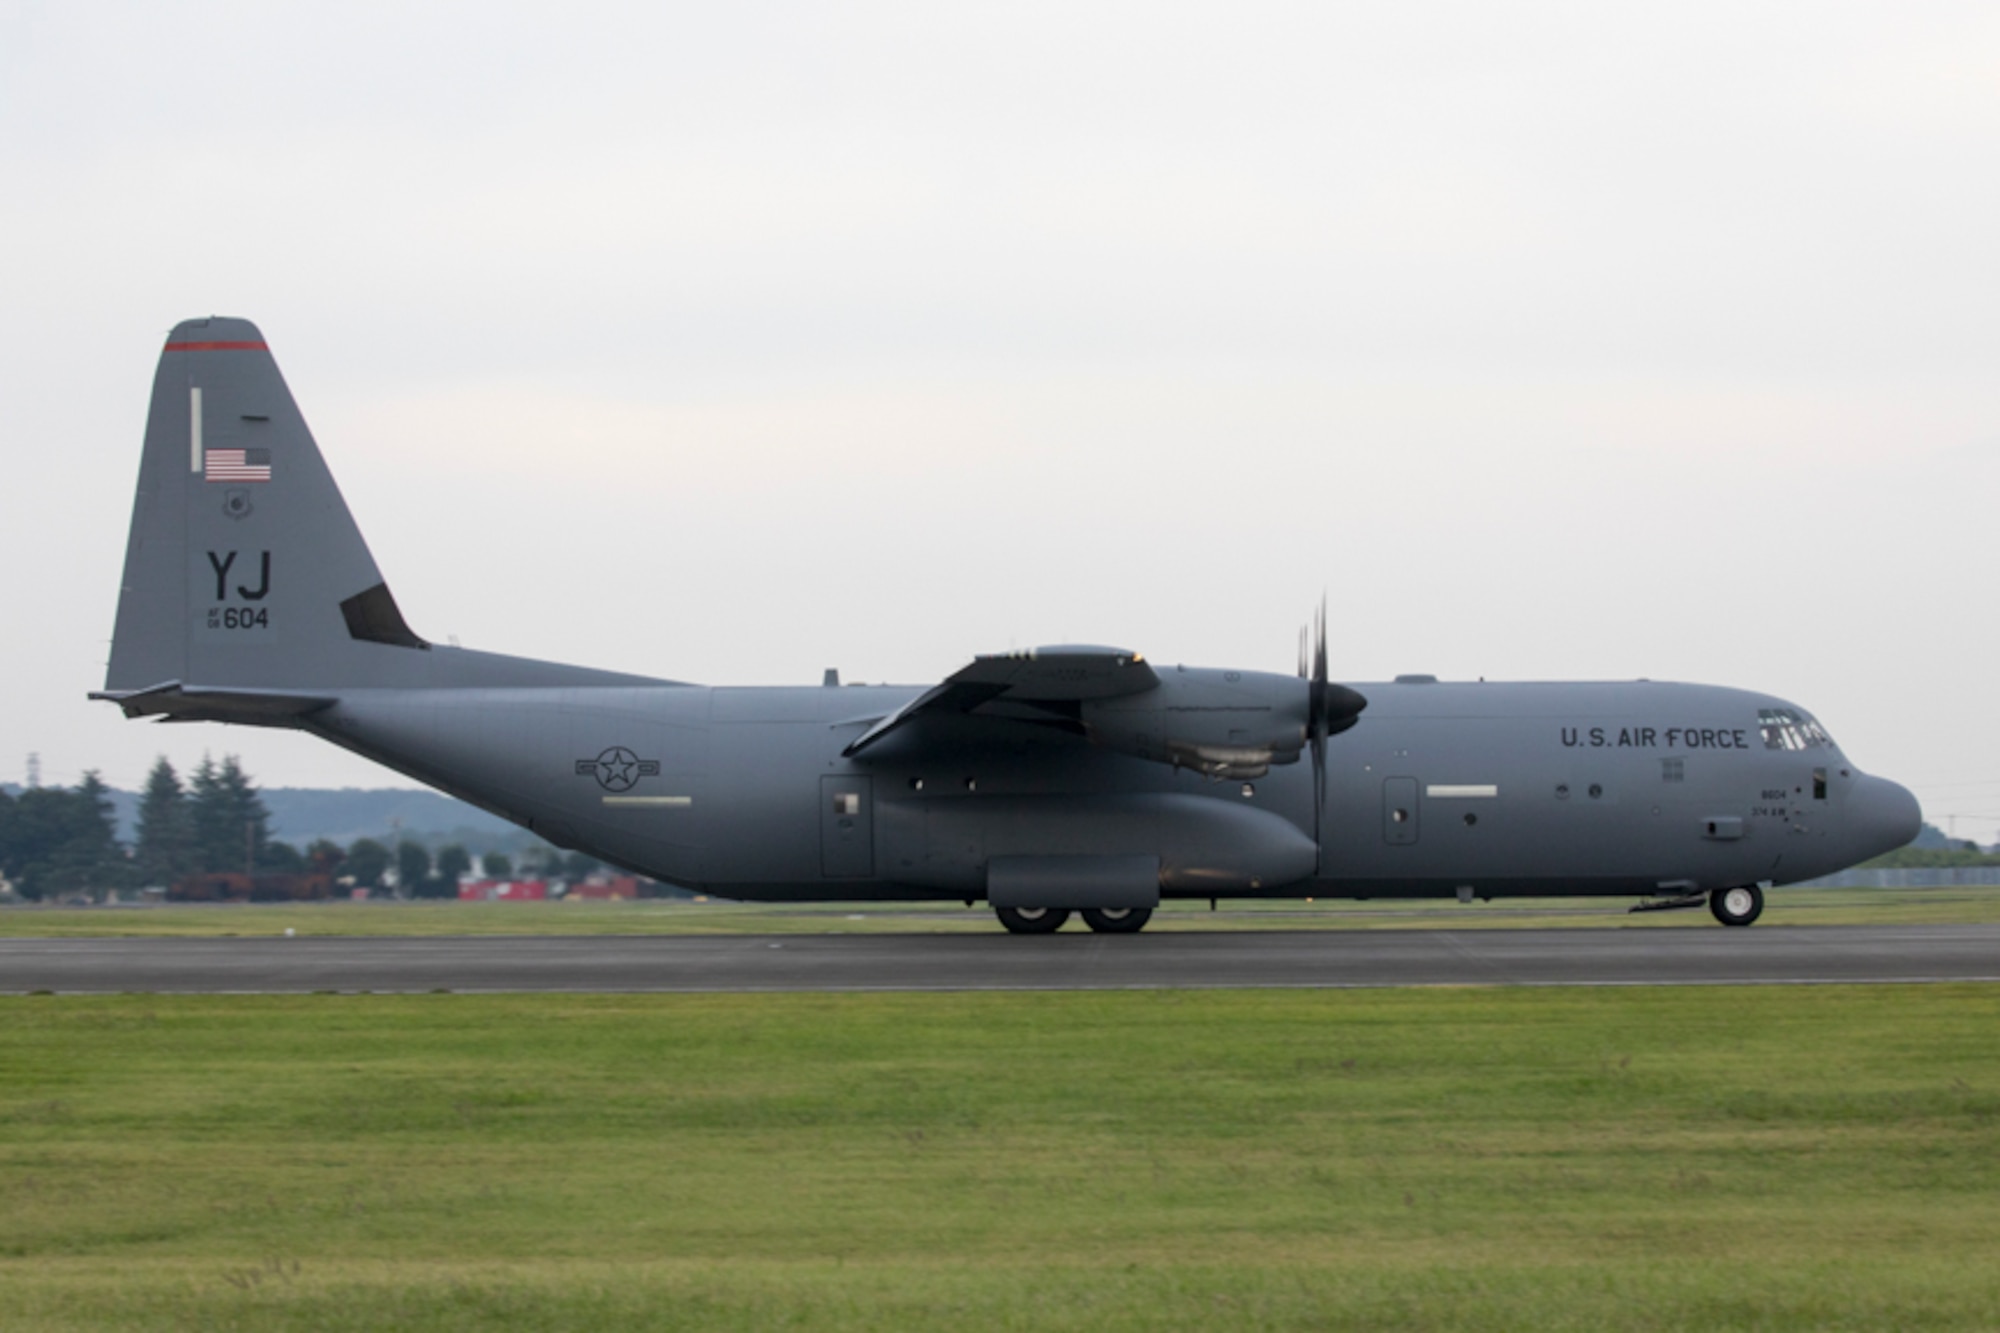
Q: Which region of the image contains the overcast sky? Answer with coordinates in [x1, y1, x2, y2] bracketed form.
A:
[4, 2, 1997, 839]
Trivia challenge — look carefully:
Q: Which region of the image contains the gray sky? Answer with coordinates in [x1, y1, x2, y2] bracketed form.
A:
[5, 2, 1998, 839]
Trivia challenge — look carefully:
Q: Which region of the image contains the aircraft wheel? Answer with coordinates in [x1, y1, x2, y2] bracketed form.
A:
[1081, 907, 1153, 934]
[1709, 884, 1764, 927]
[995, 905, 1071, 934]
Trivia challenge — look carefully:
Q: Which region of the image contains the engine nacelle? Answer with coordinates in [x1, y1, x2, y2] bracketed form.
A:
[1079, 667, 1309, 779]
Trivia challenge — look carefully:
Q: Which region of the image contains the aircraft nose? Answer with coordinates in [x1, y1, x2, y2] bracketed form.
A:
[1850, 774, 1922, 859]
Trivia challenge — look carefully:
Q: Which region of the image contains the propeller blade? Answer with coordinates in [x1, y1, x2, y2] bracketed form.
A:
[1311, 720, 1325, 864]
[1313, 595, 1328, 695]
[1311, 596, 1328, 856]
[1298, 592, 1366, 867]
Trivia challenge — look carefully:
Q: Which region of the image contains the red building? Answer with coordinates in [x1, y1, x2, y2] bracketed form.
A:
[458, 879, 549, 902]
[567, 877, 639, 900]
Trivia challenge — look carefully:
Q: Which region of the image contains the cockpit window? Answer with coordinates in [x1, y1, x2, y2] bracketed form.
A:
[1759, 708, 1834, 751]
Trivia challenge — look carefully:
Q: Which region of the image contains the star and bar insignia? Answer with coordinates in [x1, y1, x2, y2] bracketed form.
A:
[575, 746, 661, 792]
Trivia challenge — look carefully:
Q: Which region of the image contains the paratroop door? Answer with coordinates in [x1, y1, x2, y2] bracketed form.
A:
[820, 775, 874, 876]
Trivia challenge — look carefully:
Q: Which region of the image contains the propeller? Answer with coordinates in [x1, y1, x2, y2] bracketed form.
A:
[1299, 596, 1368, 857]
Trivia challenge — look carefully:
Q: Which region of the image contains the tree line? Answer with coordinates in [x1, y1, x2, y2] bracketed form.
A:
[1, 756, 599, 901]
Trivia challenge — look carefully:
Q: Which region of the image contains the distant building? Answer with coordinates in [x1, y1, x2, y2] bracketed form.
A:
[568, 876, 639, 901]
[458, 879, 550, 902]
[171, 872, 336, 902]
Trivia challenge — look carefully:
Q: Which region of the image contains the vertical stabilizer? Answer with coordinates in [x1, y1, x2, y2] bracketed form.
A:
[104, 317, 425, 693]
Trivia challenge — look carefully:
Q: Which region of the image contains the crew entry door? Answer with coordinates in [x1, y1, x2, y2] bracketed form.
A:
[1383, 777, 1419, 845]
[820, 775, 874, 877]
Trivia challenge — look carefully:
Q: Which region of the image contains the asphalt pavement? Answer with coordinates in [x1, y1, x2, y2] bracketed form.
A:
[3, 923, 1998, 993]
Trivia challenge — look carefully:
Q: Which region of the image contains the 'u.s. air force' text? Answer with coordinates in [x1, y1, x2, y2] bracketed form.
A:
[1561, 726, 1751, 750]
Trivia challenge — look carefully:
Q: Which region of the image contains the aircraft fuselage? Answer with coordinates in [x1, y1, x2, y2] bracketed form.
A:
[314, 671, 1915, 903]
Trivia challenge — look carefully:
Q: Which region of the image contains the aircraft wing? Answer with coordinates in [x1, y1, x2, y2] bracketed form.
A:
[842, 647, 1158, 756]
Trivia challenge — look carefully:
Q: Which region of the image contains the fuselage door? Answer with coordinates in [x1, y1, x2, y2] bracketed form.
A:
[820, 775, 874, 877]
[1383, 777, 1419, 845]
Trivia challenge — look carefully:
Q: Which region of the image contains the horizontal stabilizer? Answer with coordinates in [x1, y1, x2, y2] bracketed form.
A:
[89, 680, 337, 724]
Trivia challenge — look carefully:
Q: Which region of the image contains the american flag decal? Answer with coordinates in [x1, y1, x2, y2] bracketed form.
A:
[205, 448, 272, 483]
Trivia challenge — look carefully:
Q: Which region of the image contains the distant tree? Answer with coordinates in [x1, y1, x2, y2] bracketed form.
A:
[0, 787, 15, 891]
[563, 850, 603, 881]
[1863, 845, 2000, 869]
[135, 757, 196, 888]
[345, 838, 390, 889]
[189, 755, 271, 874]
[77, 772, 131, 897]
[1, 775, 126, 900]
[482, 851, 513, 878]
[435, 844, 472, 885]
[395, 841, 431, 897]
[187, 756, 228, 871]
[305, 839, 346, 874]
[259, 840, 305, 873]
[511, 843, 555, 879]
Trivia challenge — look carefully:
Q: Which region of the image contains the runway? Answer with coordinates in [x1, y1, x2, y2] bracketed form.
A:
[3, 923, 1998, 993]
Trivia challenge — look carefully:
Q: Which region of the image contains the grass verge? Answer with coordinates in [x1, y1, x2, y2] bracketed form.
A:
[2, 986, 1998, 1329]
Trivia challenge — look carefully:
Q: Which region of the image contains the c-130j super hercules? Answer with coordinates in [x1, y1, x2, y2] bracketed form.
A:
[96, 318, 1921, 932]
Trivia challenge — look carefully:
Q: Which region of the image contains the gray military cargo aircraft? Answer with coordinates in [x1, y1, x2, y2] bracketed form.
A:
[94, 318, 1921, 932]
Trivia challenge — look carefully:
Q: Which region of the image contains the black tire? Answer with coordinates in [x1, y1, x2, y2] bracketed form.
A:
[995, 905, 1071, 935]
[1709, 884, 1764, 927]
[1081, 907, 1153, 934]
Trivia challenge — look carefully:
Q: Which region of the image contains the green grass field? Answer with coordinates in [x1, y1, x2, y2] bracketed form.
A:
[3, 985, 1998, 1330]
[5, 883, 2000, 937]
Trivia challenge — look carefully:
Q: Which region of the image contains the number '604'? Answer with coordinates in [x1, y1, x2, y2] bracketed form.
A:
[209, 607, 268, 629]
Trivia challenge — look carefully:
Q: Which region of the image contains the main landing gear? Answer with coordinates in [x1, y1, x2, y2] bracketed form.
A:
[1080, 907, 1152, 934]
[993, 906, 1155, 934]
[1709, 884, 1765, 927]
[994, 905, 1068, 934]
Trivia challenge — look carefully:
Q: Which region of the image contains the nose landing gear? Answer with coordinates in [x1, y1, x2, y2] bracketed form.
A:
[1709, 884, 1765, 927]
